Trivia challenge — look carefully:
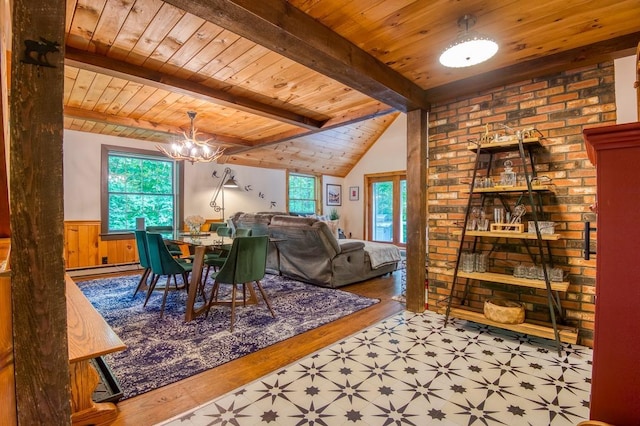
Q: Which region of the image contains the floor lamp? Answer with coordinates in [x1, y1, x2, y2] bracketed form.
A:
[209, 167, 238, 222]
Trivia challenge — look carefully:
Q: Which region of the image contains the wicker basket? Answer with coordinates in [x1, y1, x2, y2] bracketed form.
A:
[484, 298, 525, 324]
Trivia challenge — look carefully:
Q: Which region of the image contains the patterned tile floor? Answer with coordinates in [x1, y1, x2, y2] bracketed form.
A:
[161, 310, 592, 425]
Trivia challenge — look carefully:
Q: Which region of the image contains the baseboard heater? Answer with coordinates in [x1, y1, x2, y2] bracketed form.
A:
[90, 356, 123, 403]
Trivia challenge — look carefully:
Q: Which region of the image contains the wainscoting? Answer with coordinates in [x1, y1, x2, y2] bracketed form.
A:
[64, 221, 137, 268]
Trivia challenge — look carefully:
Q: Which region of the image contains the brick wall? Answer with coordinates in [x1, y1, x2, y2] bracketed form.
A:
[427, 62, 616, 347]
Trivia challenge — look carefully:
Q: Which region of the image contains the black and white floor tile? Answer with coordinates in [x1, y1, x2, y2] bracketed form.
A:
[161, 310, 592, 425]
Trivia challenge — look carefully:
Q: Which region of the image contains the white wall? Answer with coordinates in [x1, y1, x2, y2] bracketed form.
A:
[63, 130, 286, 222]
[184, 162, 286, 220]
[615, 55, 638, 124]
[342, 113, 407, 239]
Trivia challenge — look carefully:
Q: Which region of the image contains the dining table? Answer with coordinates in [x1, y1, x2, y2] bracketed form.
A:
[164, 231, 231, 322]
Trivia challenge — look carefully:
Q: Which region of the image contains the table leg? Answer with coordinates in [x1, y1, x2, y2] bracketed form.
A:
[184, 245, 206, 322]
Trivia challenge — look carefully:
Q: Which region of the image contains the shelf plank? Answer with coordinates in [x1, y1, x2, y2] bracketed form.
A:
[442, 306, 578, 344]
[457, 270, 569, 292]
[468, 137, 541, 153]
[453, 230, 561, 240]
[470, 184, 553, 193]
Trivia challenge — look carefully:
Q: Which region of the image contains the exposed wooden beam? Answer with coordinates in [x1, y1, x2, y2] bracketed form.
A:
[11, 0, 70, 423]
[225, 103, 396, 155]
[65, 47, 325, 130]
[405, 109, 428, 313]
[161, 0, 430, 112]
[64, 106, 254, 147]
[426, 33, 640, 104]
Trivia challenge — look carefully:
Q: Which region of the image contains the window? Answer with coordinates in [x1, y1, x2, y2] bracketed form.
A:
[366, 172, 407, 246]
[287, 172, 319, 215]
[101, 145, 183, 235]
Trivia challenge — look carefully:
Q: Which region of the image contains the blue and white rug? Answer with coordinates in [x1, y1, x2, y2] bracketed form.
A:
[77, 274, 379, 399]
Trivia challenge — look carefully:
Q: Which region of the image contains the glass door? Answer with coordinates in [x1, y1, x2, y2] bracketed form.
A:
[366, 173, 406, 246]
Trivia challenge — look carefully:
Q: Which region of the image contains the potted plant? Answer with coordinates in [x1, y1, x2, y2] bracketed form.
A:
[329, 208, 340, 221]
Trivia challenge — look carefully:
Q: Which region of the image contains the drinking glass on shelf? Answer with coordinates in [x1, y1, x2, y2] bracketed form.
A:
[514, 263, 526, 278]
[461, 252, 475, 273]
[551, 267, 564, 282]
[475, 253, 487, 273]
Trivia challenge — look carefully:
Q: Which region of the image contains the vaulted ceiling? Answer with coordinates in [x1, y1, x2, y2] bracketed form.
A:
[63, 0, 640, 176]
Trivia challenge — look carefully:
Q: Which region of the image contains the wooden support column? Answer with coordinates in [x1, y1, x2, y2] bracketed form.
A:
[405, 109, 428, 312]
[10, 0, 70, 424]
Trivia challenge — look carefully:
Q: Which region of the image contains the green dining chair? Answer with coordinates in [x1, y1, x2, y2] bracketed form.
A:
[144, 232, 194, 318]
[133, 230, 154, 298]
[201, 226, 237, 281]
[146, 225, 184, 257]
[205, 235, 275, 331]
[234, 227, 251, 237]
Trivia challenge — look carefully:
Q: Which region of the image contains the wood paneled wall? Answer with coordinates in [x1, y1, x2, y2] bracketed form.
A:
[64, 221, 137, 268]
[0, 238, 15, 425]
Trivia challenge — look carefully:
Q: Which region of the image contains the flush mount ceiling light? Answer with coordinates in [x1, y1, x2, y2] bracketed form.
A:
[157, 111, 225, 164]
[439, 14, 498, 68]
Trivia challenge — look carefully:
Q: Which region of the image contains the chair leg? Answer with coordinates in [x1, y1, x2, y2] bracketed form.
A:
[133, 268, 151, 298]
[205, 281, 220, 317]
[144, 274, 160, 307]
[160, 275, 172, 318]
[255, 280, 276, 318]
[230, 283, 238, 332]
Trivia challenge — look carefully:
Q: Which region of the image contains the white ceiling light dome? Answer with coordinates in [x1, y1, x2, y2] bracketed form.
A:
[439, 14, 498, 68]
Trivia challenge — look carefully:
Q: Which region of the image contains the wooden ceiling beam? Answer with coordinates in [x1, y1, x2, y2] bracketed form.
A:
[225, 104, 397, 155]
[425, 32, 640, 104]
[65, 47, 325, 130]
[161, 0, 430, 112]
[63, 106, 254, 147]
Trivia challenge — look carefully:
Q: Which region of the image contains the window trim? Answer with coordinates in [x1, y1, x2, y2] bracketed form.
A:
[365, 170, 406, 246]
[286, 171, 321, 215]
[100, 145, 184, 239]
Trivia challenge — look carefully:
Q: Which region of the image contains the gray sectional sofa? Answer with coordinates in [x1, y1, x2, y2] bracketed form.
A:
[230, 212, 400, 288]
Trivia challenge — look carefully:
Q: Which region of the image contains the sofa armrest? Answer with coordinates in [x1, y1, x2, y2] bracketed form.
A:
[339, 241, 364, 253]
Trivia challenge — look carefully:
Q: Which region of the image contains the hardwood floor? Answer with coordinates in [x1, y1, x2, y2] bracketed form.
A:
[108, 272, 406, 425]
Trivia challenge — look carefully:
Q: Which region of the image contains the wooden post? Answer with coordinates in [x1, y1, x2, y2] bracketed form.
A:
[405, 109, 428, 312]
[10, 0, 70, 424]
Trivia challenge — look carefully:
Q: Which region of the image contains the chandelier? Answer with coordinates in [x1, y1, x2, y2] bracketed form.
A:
[157, 111, 225, 164]
[439, 14, 498, 68]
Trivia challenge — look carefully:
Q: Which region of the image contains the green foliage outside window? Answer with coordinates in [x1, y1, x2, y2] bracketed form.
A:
[107, 153, 175, 232]
[288, 174, 316, 215]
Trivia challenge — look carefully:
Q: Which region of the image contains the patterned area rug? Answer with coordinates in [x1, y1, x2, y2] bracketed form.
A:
[77, 274, 379, 399]
[161, 310, 592, 426]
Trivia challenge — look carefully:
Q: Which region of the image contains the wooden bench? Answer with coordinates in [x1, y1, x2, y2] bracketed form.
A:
[66, 274, 126, 425]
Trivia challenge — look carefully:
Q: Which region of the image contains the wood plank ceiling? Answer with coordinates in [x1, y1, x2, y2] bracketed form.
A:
[62, 0, 640, 176]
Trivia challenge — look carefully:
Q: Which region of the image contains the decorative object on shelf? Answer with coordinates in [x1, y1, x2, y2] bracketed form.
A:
[439, 14, 498, 68]
[184, 215, 205, 235]
[349, 186, 359, 201]
[484, 298, 525, 324]
[528, 221, 556, 235]
[209, 167, 239, 221]
[326, 184, 342, 206]
[156, 111, 224, 164]
[500, 160, 516, 187]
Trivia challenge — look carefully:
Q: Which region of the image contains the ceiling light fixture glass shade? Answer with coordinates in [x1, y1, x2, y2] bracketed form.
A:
[157, 111, 225, 164]
[439, 14, 498, 68]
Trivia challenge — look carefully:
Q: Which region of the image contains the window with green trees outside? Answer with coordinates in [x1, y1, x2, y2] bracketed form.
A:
[104, 148, 177, 232]
[288, 173, 318, 215]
